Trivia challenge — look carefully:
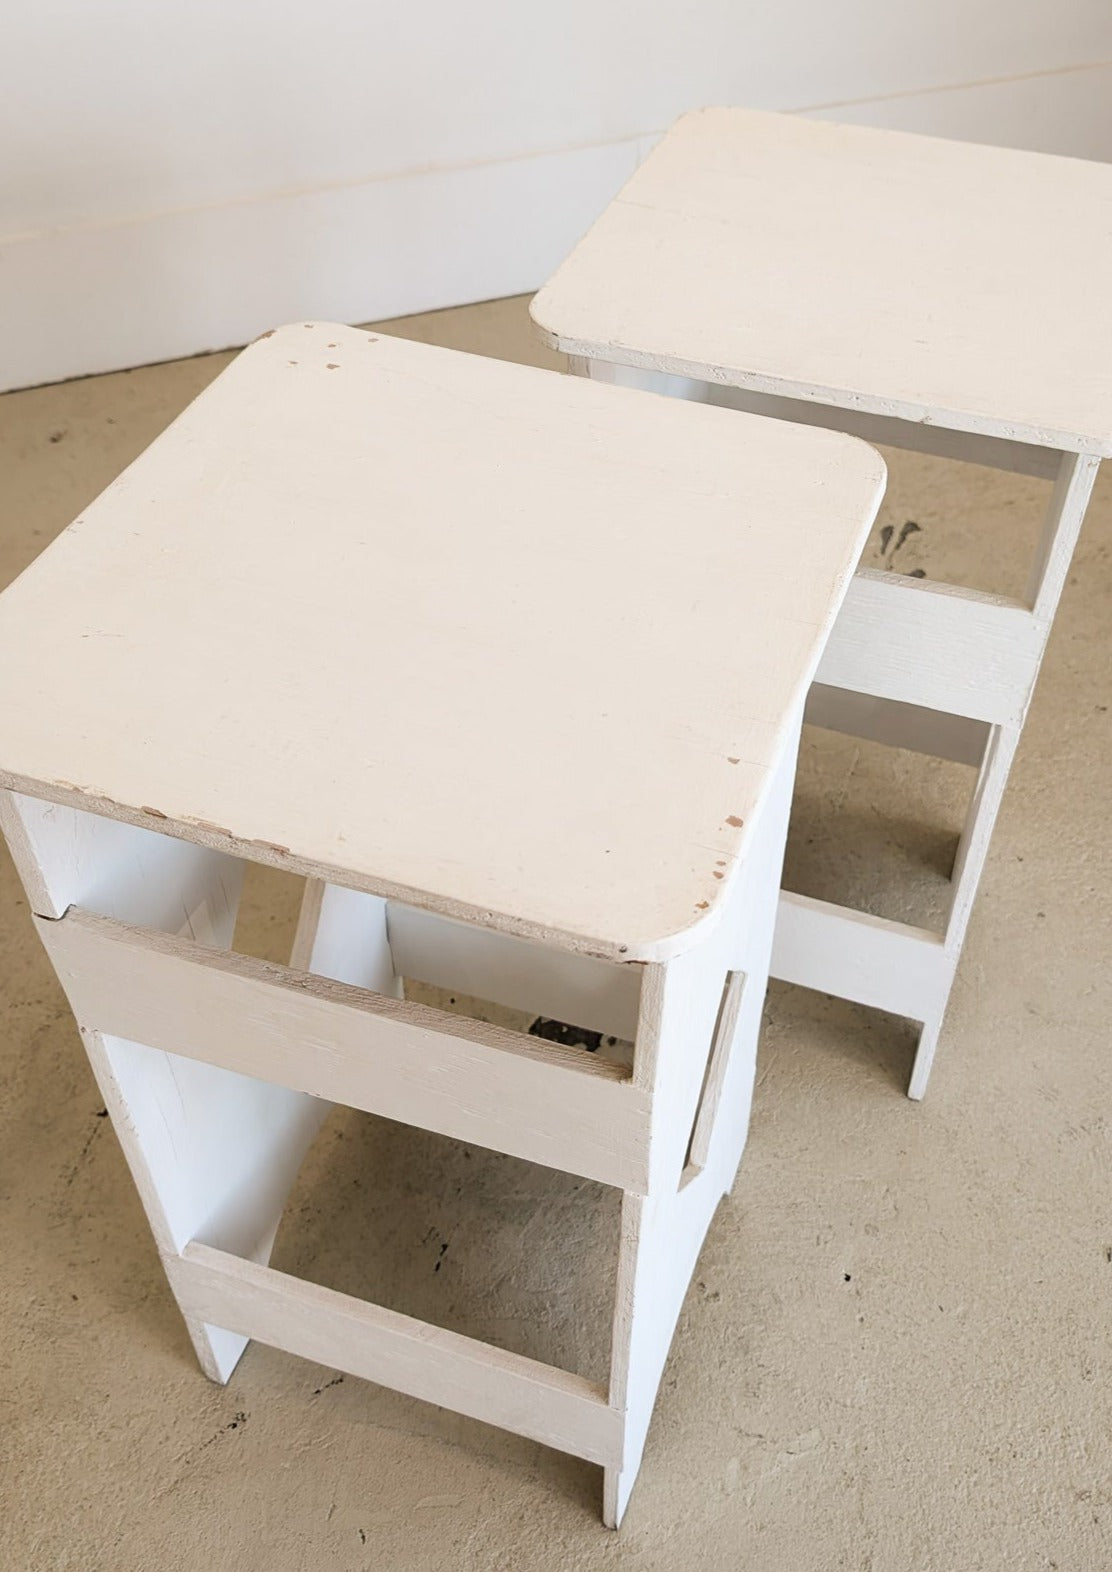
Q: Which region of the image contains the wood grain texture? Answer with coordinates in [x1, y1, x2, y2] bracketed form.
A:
[533, 107, 1112, 454]
[0, 326, 882, 962]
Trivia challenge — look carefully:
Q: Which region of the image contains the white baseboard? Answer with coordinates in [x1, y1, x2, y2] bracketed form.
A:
[0, 137, 646, 393]
[2, 62, 1109, 392]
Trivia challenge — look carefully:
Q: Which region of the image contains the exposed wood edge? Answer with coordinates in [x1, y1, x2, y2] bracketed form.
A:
[687, 969, 747, 1173]
[700, 384, 1064, 478]
[630, 962, 668, 1092]
[0, 769, 701, 966]
[804, 685, 989, 767]
[771, 891, 955, 1022]
[52, 907, 630, 1085]
[544, 339, 1107, 460]
[173, 1243, 623, 1467]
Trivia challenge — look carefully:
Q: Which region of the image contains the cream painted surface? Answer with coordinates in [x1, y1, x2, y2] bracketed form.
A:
[2, 3, 1111, 389]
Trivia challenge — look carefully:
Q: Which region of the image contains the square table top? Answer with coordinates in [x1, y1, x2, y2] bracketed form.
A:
[532, 108, 1112, 457]
[0, 326, 883, 961]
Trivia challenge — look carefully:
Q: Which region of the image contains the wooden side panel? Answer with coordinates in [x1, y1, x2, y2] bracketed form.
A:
[98, 1032, 325, 1263]
[0, 788, 243, 930]
[171, 1243, 623, 1467]
[36, 908, 652, 1192]
[0, 799, 302, 1382]
[603, 713, 802, 1525]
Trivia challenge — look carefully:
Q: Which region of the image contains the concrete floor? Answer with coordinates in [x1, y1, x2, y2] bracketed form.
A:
[1, 297, 1110, 1571]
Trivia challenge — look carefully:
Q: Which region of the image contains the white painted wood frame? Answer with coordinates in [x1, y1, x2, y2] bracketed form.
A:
[2, 729, 798, 1524]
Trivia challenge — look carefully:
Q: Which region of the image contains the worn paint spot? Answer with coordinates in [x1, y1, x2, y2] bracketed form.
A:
[191, 818, 234, 838]
[727, 757, 740, 765]
[48, 429, 66, 444]
[326, 363, 340, 370]
[712, 870, 724, 880]
[716, 859, 726, 866]
[725, 815, 744, 828]
[257, 329, 276, 340]
[696, 900, 710, 910]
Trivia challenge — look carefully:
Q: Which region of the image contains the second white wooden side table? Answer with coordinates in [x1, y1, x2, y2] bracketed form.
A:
[533, 108, 1112, 1097]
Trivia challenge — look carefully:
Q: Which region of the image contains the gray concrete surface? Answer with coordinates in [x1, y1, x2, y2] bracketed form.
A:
[1, 297, 1109, 1571]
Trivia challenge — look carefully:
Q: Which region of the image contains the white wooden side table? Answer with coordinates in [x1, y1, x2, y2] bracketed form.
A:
[0, 326, 883, 1526]
[532, 108, 1112, 1098]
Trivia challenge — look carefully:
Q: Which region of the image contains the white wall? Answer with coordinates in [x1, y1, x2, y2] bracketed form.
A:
[2, 2, 1110, 390]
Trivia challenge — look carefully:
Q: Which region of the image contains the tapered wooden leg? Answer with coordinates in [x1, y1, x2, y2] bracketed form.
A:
[1, 792, 404, 1382]
[906, 1006, 944, 1105]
